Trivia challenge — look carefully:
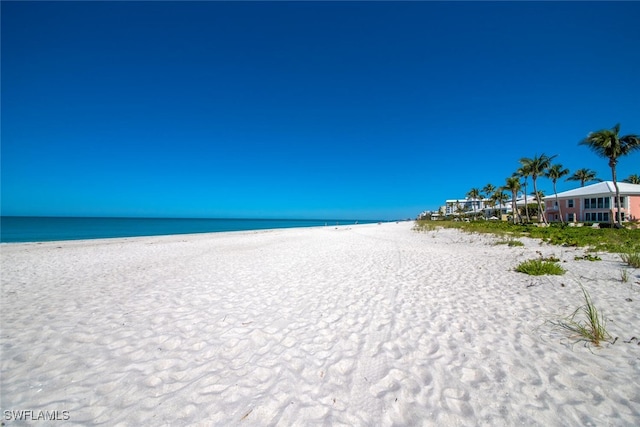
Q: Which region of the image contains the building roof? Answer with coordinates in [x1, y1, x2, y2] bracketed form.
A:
[545, 181, 640, 199]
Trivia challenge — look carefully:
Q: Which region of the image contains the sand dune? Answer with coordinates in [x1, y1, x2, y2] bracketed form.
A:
[1, 222, 639, 426]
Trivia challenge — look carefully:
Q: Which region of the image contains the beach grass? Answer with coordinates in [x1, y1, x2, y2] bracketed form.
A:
[494, 238, 524, 247]
[620, 252, 640, 268]
[415, 220, 640, 253]
[413, 221, 440, 232]
[553, 286, 610, 347]
[620, 269, 630, 283]
[515, 258, 565, 275]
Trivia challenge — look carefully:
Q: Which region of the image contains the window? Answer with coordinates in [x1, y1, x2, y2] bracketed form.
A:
[568, 213, 575, 222]
[568, 199, 574, 208]
[584, 197, 611, 210]
[586, 212, 601, 222]
[615, 197, 625, 208]
[585, 212, 610, 222]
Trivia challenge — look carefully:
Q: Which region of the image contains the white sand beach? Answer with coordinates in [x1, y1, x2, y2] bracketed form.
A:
[1, 221, 639, 426]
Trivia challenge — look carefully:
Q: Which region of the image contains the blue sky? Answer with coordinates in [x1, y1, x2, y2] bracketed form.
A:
[2, 1, 639, 220]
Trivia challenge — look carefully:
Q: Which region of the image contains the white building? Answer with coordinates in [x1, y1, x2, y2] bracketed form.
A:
[441, 194, 528, 218]
[443, 198, 487, 216]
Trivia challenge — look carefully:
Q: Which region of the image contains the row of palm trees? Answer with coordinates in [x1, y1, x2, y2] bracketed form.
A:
[462, 124, 640, 227]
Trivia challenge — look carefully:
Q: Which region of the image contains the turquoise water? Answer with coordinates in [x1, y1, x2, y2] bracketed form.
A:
[0, 217, 375, 243]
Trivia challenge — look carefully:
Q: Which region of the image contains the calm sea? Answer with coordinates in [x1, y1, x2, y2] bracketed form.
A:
[0, 217, 376, 243]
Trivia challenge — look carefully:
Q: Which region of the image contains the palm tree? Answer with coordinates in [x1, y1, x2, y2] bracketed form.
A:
[504, 177, 521, 224]
[455, 201, 467, 220]
[466, 188, 483, 216]
[566, 168, 600, 187]
[545, 163, 570, 224]
[623, 174, 640, 184]
[580, 124, 640, 227]
[482, 183, 496, 199]
[515, 165, 531, 222]
[481, 184, 496, 219]
[529, 190, 546, 219]
[532, 190, 546, 202]
[492, 189, 509, 221]
[484, 197, 496, 219]
[520, 154, 556, 224]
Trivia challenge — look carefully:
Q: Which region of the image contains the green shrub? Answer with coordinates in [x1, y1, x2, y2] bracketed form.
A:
[515, 259, 565, 275]
[414, 220, 640, 253]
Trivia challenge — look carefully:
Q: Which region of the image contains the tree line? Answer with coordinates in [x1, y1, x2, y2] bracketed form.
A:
[457, 124, 639, 227]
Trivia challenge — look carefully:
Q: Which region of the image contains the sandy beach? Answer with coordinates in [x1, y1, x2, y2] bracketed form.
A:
[1, 221, 639, 426]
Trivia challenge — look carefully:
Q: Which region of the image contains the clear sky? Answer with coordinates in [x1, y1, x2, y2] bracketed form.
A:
[2, 1, 639, 220]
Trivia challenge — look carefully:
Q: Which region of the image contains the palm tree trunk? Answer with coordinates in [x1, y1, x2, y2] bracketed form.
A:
[523, 182, 530, 222]
[532, 177, 547, 225]
[610, 159, 622, 227]
[511, 190, 517, 224]
[554, 181, 564, 224]
[515, 197, 522, 223]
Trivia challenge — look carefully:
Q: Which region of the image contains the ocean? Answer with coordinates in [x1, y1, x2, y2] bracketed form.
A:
[0, 217, 377, 243]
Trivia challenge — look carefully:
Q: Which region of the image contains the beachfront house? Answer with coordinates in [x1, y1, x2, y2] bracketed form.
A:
[441, 195, 528, 220]
[544, 181, 640, 224]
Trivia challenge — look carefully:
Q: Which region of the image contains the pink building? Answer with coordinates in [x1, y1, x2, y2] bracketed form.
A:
[545, 181, 640, 224]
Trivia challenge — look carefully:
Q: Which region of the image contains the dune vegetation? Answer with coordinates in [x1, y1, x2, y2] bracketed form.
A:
[414, 219, 640, 254]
